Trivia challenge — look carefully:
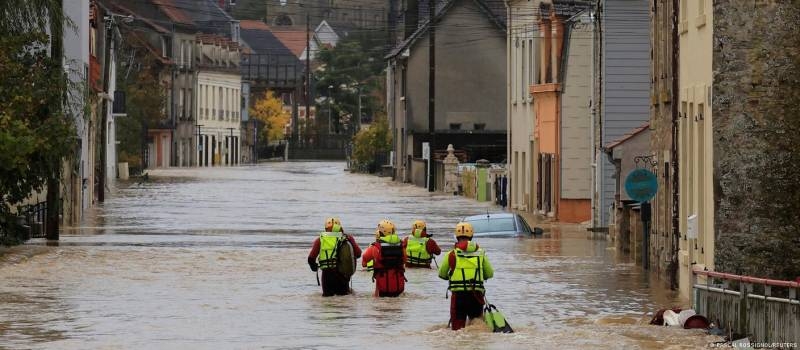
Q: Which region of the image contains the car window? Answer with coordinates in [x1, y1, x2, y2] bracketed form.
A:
[518, 215, 532, 234]
[466, 217, 516, 233]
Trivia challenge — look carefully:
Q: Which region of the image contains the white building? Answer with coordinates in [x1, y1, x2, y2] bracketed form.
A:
[195, 34, 242, 167]
[506, 1, 538, 212]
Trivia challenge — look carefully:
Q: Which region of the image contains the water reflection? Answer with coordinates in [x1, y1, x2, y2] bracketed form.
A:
[0, 162, 720, 349]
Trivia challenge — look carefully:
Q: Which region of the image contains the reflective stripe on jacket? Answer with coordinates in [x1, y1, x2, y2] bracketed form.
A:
[447, 246, 486, 292]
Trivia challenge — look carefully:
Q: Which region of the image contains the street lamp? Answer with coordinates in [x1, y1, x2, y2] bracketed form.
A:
[98, 11, 134, 202]
[327, 85, 334, 135]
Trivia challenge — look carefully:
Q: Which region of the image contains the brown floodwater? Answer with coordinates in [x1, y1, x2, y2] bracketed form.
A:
[0, 162, 722, 349]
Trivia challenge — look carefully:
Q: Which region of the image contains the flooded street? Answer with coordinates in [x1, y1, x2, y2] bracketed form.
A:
[0, 162, 720, 349]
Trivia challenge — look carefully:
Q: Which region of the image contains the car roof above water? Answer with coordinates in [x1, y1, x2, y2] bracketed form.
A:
[463, 213, 516, 221]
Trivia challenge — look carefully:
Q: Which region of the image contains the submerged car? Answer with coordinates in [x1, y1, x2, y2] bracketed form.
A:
[461, 213, 542, 237]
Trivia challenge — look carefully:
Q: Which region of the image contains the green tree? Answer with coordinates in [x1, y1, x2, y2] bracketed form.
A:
[314, 33, 387, 135]
[351, 115, 391, 173]
[0, 33, 75, 244]
[116, 52, 168, 173]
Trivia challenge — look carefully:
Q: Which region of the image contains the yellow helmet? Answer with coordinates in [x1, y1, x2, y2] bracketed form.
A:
[325, 217, 342, 232]
[377, 219, 396, 236]
[412, 220, 426, 237]
[454, 222, 474, 239]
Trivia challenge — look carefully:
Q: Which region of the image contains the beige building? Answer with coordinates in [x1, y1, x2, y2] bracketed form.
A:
[506, 1, 538, 212]
[506, 0, 593, 222]
[678, 0, 714, 299]
[195, 35, 243, 167]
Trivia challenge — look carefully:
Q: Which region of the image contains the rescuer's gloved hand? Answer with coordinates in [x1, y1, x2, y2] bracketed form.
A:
[309, 261, 318, 272]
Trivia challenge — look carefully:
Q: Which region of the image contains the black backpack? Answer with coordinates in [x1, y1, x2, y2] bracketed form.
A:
[379, 242, 404, 268]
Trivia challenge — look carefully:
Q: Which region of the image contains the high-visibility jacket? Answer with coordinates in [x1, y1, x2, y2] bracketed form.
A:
[364, 259, 374, 272]
[405, 230, 432, 266]
[445, 243, 487, 292]
[317, 231, 343, 269]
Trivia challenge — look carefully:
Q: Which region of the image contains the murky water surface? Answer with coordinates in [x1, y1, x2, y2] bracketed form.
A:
[0, 162, 721, 349]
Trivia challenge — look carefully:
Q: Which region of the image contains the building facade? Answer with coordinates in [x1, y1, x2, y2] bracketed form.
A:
[648, 0, 679, 287]
[506, 0, 537, 213]
[386, 0, 507, 185]
[593, 0, 651, 230]
[533, 1, 593, 222]
[711, 1, 800, 284]
[677, 0, 713, 299]
[196, 36, 243, 167]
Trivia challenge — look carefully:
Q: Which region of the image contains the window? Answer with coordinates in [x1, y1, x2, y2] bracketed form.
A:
[218, 87, 223, 120]
[521, 39, 526, 102]
[89, 27, 97, 57]
[474, 123, 486, 130]
[180, 40, 185, 67]
[681, 0, 687, 21]
[401, 67, 407, 98]
[187, 88, 193, 119]
[528, 38, 534, 98]
[179, 88, 185, 119]
[187, 42, 193, 68]
[511, 37, 517, 103]
[161, 36, 170, 58]
[449, 123, 461, 130]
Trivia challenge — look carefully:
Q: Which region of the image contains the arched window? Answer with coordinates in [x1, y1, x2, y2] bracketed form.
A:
[274, 14, 293, 26]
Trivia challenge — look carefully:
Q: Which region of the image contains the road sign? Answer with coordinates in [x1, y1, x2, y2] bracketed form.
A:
[624, 168, 658, 202]
[422, 142, 430, 160]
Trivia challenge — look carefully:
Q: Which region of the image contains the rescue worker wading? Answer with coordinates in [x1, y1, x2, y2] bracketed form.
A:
[307, 217, 362, 297]
[362, 220, 407, 297]
[402, 220, 441, 268]
[438, 222, 494, 330]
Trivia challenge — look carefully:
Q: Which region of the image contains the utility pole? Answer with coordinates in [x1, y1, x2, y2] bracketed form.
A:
[669, 0, 681, 290]
[427, 0, 436, 192]
[99, 13, 114, 203]
[46, 0, 65, 240]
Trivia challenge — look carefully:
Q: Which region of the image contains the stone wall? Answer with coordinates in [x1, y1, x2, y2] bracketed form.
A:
[713, 1, 800, 280]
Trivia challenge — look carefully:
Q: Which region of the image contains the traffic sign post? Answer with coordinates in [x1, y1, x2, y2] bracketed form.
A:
[625, 168, 658, 270]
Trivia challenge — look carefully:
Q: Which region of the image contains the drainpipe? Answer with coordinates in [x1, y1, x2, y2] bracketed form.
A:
[670, 0, 681, 291]
[505, 2, 512, 209]
[590, 9, 597, 228]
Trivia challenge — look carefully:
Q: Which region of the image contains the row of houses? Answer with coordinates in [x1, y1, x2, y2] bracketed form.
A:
[386, 0, 800, 301]
[54, 0, 355, 227]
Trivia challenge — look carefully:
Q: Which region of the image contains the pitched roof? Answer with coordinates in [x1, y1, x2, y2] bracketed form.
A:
[269, 28, 309, 58]
[105, 2, 170, 33]
[240, 19, 270, 31]
[239, 25, 296, 58]
[386, 0, 507, 59]
[151, 0, 193, 25]
[605, 123, 650, 150]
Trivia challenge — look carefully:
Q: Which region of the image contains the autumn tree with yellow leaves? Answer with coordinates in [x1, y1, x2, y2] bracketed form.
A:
[250, 91, 290, 144]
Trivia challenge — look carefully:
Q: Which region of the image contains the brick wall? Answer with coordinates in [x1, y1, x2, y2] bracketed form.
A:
[713, 1, 800, 280]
